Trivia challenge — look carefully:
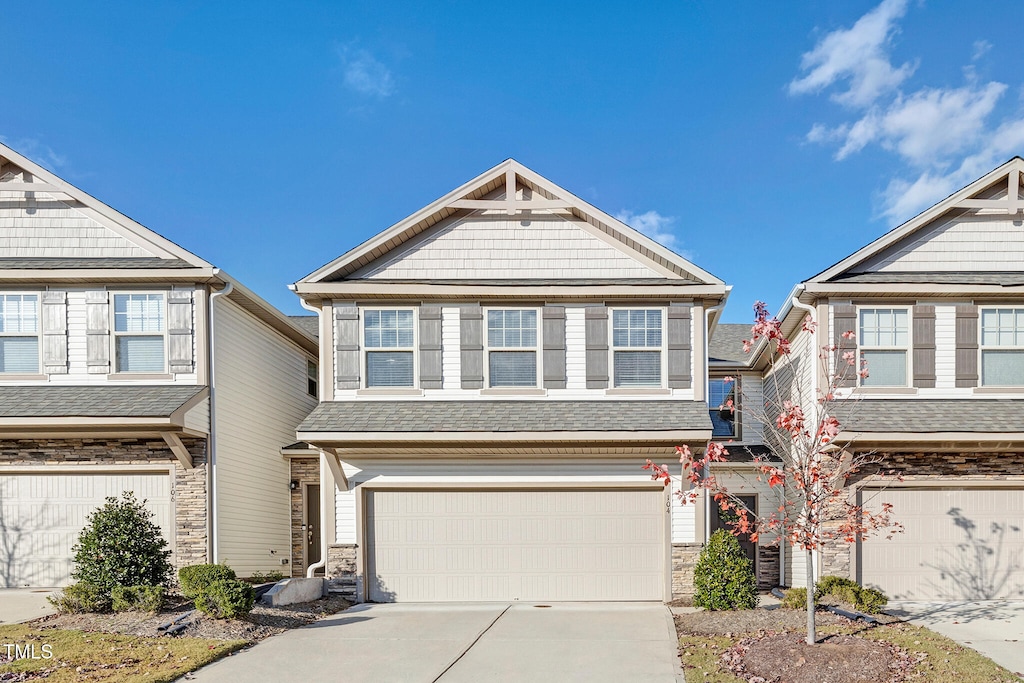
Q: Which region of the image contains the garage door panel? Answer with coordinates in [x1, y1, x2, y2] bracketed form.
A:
[860, 487, 1024, 601]
[0, 473, 172, 587]
[367, 489, 665, 602]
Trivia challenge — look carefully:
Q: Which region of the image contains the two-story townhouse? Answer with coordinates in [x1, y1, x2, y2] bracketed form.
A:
[291, 159, 742, 602]
[766, 158, 1024, 601]
[0, 142, 318, 587]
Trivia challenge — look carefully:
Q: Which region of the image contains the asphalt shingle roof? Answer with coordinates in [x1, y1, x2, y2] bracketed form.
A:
[0, 385, 206, 418]
[837, 399, 1024, 433]
[288, 315, 319, 338]
[708, 323, 752, 363]
[829, 271, 1024, 286]
[0, 257, 196, 270]
[299, 400, 712, 433]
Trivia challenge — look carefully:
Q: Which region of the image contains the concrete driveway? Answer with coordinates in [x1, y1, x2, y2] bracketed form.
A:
[191, 602, 683, 682]
[886, 601, 1024, 679]
[0, 588, 56, 624]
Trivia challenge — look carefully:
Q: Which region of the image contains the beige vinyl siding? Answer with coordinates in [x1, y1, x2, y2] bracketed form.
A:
[934, 304, 958, 391]
[212, 297, 317, 576]
[670, 476, 696, 543]
[349, 213, 664, 280]
[182, 397, 210, 434]
[440, 307, 461, 390]
[860, 213, 1024, 272]
[737, 372, 764, 444]
[0, 188, 154, 258]
[564, 306, 587, 390]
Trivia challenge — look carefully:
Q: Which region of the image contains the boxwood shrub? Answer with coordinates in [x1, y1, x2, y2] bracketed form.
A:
[194, 579, 255, 619]
[47, 582, 110, 614]
[178, 563, 236, 600]
[693, 529, 758, 610]
[111, 584, 166, 613]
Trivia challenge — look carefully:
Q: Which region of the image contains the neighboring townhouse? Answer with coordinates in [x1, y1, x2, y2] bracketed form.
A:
[764, 158, 1024, 600]
[291, 159, 754, 602]
[0, 143, 318, 587]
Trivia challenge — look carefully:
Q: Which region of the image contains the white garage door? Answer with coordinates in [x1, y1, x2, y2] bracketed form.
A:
[859, 487, 1024, 600]
[0, 472, 172, 587]
[366, 488, 666, 602]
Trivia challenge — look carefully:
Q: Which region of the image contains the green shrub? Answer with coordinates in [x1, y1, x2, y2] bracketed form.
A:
[815, 575, 861, 605]
[780, 586, 808, 610]
[71, 492, 172, 596]
[693, 529, 758, 610]
[247, 570, 285, 583]
[856, 587, 888, 613]
[47, 582, 110, 614]
[194, 579, 255, 619]
[111, 585, 166, 613]
[178, 564, 236, 600]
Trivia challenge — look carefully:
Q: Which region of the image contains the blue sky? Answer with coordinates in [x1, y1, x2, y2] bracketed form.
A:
[5, 1, 1024, 321]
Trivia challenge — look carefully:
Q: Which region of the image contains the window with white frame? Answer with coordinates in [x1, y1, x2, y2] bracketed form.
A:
[980, 308, 1024, 386]
[363, 309, 415, 387]
[612, 309, 663, 387]
[708, 377, 737, 438]
[307, 359, 318, 397]
[113, 293, 165, 373]
[0, 294, 39, 373]
[858, 307, 909, 387]
[486, 309, 538, 387]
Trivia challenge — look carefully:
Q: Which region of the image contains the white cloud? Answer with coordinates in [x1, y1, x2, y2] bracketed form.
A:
[793, 0, 1024, 224]
[614, 209, 679, 248]
[789, 0, 914, 108]
[0, 136, 67, 170]
[337, 45, 395, 98]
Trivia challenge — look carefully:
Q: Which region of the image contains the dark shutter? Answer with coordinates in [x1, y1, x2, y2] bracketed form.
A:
[334, 302, 360, 390]
[167, 287, 194, 374]
[419, 304, 443, 389]
[955, 304, 979, 387]
[40, 290, 68, 374]
[585, 306, 609, 389]
[833, 304, 857, 388]
[460, 304, 484, 389]
[667, 303, 692, 389]
[85, 290, 110, 374]
[542, 305, 566, 389]
[912, 305, 936, 388]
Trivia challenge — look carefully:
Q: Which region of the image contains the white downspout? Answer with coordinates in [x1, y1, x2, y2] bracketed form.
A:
[702, 301, 726, 543]
[790, 286, 817, 585]
[298, 296, 328, 579]
[207, 280, 233, 564]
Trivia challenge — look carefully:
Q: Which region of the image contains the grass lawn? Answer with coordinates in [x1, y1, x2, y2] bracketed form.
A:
[678, 619, 1020, 683]
[0, 624, 246, 682]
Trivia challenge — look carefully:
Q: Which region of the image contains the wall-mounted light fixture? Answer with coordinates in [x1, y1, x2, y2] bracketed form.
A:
[290, 480, 300, 490]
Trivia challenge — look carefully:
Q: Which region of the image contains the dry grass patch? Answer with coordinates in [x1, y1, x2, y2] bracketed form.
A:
[675, 609, 1019, 683]
[0, 624, 245, 682]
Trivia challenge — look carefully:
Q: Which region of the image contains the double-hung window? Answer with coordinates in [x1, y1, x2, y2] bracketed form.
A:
[486, 309, 538, 387]
[708, 377, 737, 438]
[858, 307, 909, 387]
[0, 294, 39, 373]
[114, 293, 166, 373]
[980, 308, 1024, 386]
[612, 309, 663, 387]
[363, 309, 415, 387]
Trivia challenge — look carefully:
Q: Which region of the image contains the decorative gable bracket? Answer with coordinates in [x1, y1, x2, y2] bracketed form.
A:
[447, 168, 571, 215]
[952, 167, 1024, 214]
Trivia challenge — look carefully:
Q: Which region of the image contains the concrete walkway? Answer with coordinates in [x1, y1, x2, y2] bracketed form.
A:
[887, 601, 1024, 679]
[191, 602, 683, 682]
[0, 588, 56, 624]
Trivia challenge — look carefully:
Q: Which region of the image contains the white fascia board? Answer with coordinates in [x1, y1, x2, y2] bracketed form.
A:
[297, 429, 711, 443]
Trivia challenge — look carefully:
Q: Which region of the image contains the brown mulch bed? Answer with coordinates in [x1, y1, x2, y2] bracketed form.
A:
[34, 594, 350, 642]
[674, 605, 863, 636]
[721, 631, 920, 683]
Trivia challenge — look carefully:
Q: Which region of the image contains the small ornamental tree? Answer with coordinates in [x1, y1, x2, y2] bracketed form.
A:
[71, 491, 173, 596]
[645, 302, 902, 644]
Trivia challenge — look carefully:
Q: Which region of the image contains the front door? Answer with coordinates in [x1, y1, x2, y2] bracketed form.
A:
[304, 484, 322, 574]
[711, 494, 757, 575]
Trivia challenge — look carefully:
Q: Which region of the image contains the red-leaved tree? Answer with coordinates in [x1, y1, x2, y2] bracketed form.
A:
[645, 302, 902, 644]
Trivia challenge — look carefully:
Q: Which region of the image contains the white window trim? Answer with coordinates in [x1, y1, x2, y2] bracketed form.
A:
[360, 306, 418, 389]
[856, 305, 911, 388]
[609, 306, 667, 389]
[0, 292, 41, 376]
[111, 291, 168, 375]
[483, 306, 542, 389]
[979, 306, 1024, 387]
